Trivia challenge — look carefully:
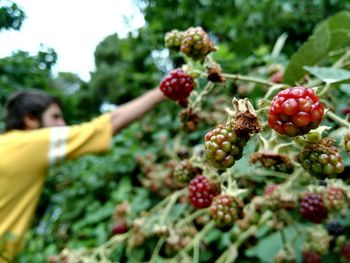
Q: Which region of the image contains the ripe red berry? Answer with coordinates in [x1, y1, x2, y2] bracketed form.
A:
[268, 86, 324, 136]
[300, 192, 328, 224]
[270, 71, 283, 83]
[159, 68, 195, 107]
[210, 194, 244, 229]
[302, 251, 322, 263]
[188, 175, 220, 209]
[264, 184, 278, 196]
[112, 220, 129, 235]
[341, 243, 350, 261]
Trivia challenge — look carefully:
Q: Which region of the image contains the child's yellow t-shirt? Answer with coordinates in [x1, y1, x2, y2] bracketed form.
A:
[0, 113, 112, 262]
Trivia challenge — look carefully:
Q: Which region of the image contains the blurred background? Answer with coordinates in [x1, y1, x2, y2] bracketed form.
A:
[0, 0, 349, 262]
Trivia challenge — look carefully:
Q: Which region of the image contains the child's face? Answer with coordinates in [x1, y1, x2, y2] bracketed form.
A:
[41, 103, 66, 128]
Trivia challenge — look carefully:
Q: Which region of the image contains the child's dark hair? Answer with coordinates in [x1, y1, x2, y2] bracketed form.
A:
[4, 89, 61, 131]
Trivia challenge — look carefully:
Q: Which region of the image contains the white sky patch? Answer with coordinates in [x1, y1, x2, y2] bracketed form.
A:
[0, 0, 145, 81]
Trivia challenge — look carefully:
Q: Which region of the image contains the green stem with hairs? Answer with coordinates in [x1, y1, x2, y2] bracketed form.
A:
[175, 208, 209, 228]
[159, 189, 186, 225]
[190, 81, 215, 111]
[175, 220, 216, 260]
[215, 211, 273, 263]
[221, 73, 276, 86]
[149, 237, 165, 263]
[326, 110, 350, 129]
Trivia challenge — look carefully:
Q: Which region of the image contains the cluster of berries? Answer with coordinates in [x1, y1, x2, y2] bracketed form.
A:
[188, 175, 244, 229]
[160, 27, 216, 106]
[299, 186, 348, 224]
[165, 26, 215, 61]
[298, 139, 345, 179]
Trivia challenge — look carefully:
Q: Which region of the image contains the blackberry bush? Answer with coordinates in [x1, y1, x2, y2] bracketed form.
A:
[51, 15, 350, 263]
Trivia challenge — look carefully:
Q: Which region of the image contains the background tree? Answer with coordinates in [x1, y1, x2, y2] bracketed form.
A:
[0, 0, 25, 31]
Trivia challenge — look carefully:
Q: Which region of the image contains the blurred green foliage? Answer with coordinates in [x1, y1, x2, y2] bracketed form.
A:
[0, 0, 348, 261]
[0, 0, 24, 31]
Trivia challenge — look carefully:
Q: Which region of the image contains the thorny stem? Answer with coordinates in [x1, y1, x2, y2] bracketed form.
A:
[222, 73, 276, 86]
[333, 50, 350, 68]
[234, 170, 288, 179]
[159, 188, 187, 225]
[176, 221, 216, 260]
[263, 84, 288, 100]
[317, 82, 331, 97]
[175, 208, 209, 228]
[189, 81, 215, 111]
[215, 211, 273, 263]
[274, 142, 294, 153]
[279, 227, 287, 247]
[326, 110, 350, 129]
[193, 240, 200, 263]
[149, 237, 165, 263]
[61, 233, 130, 262]
[279, 209, 304, 245]
[149, 188, 187, 214]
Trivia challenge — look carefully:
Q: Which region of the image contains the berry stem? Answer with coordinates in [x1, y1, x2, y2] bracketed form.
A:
[263, 84, 288, 100]
[189, 81, 215, 111]
[235, 170, 288, 179]
[149, 237, 165, 263]
[221, 73, 276, 86]
[176, 220, 216, 259]
[149, 188, 187, 214]
[215, 210, 273, 263]
[279, 227, 287, 246]
[175, 208, 209, 228]
[193, 240, 200, 263]
[159, 188, 187, 225]
[317, 82, 331, 97]
[326, 110, 350, 129]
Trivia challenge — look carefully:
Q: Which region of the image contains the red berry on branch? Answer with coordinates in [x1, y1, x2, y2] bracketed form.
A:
[268, 87, 324, 136]
[300, 192, 328, 224]
[111, 220, 129, 235]
[159, 68, 195, 107]
[341, 243, 350, 261]
[270, 71, 283, 83]
[188, 175, 220, 209]
[302, 251, 322, 263]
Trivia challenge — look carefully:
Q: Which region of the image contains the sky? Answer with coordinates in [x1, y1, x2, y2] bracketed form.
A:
[0, 0, 145, 81]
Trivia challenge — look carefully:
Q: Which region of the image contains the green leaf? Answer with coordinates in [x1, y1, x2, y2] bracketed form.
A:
[304, 66, 350, 84]
[245, 226, 305, 262]
[340, 84, 350, 95]
[284, 11, 350, 84]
